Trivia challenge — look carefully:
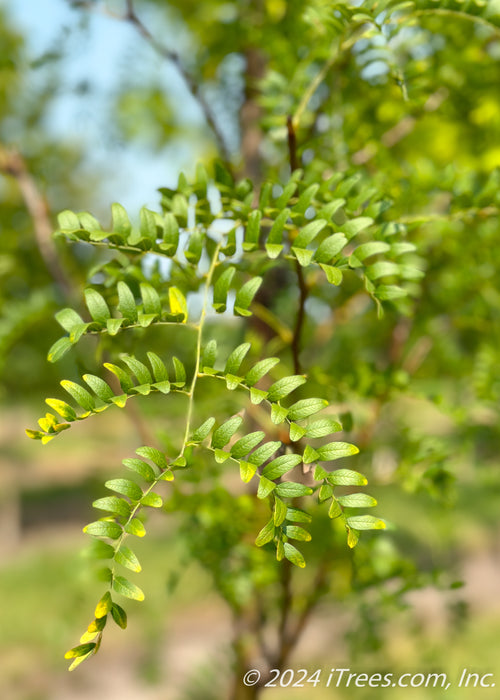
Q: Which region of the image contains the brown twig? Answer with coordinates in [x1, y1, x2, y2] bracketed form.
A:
[122, 0, 231, 165]
[0, 144, 72, 296]
[286, 115, 298, 173]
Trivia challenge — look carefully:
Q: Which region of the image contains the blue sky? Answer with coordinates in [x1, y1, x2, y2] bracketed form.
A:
[2, 0, 202, 215]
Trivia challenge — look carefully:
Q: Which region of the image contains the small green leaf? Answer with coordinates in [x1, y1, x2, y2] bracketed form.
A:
[139, 206, 158, 239]
[234, 277, 262, 316]
[92, 497, 131, 517]
[275, 482, 313, 497]
[337, 493, 377, 508]
[255, 518, 275, 546]
[293, 219, 326, 249]
[123, 458, 157, 482]
[105, 478, 143, 501]
[64, 643, 96, 660]
[347, 527, 360, 548]
[106, 318, 124, 336]
[113, 575, 145, 601]
[115, 545, 142, 572]
[342, 216, 373, 240]
[111, 602, 128, 628]
[172, 357, 186, 385]
[320, 264, 343, 285]
[247, 441, 281, 466]
[140, 283, 162, 316]
[316, 441, 359, 461]
[250, 387, 268, 404]
[61, 380, 95, 411]
[351, 241, 390, 262]
[83, 520, 123, 539]
[84, 288, 111, 325]
[125, 518, 146, 537]
[366, 261, 400, 280]
[111, 203, 132, 236]
[287, 398, 328, 421]
[286, 507, 312, 523]
[135, 446, 167, 469]
[274, 497, 287, 526]
[257, 476, 276, 498]
[284, 525, 311, 542]
[262, 454, 302, 480]
[313, 233, 347, 264]
[346, 515, 385, 530]
[245, 357, 280, 386]
[328, 498, 342, 519]
[147, 352, 169, 383]
[211, 415, 243, 449]
[83, 374, 114, 402]
[283, 542, 306, 568]
[289, 423, 306, 441]
[326, 469, 367, 486]
[169, 287, 188, 321]
[302, 444, 319, 464]
[239, 460, 257, 483]
[190, 417, 216, 443]
[117, 281, 138, 322]
[94, 591, 112, 618]
[268, 375, 306, 401]
[121, 355, 152, 385]
[161, 213, 179, 255]
[305, 418, 342, 438]
[47, 337, 72, 363]
[213, 267, 236, 312]
[45, 399, 77, 421]
[225, 343, 251, 375]
[141, 492, 163, 508]
[202, 340, 217, 368]
[271, 403, 289, 424]
[230, 431, 265, 459]
[266, 209, 290, 255]
[185, 229, 203, 264]
[318, 483, 333, 502]
[55, 308, 86, 333]
[293, 184, 320, 215]
[243, 210, 261, 251]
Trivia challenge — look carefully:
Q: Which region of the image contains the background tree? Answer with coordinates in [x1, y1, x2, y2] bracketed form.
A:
[2, 1, 500, 699]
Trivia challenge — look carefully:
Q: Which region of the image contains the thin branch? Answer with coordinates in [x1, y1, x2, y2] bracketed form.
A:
[121, 0, 231, 165]
[0, 144, 72, 297]
[286, 115, 298, 173]
[291, 262, 308, 375]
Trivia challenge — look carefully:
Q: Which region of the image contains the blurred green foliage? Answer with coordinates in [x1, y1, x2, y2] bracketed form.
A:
[2, 0, 500, 698]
